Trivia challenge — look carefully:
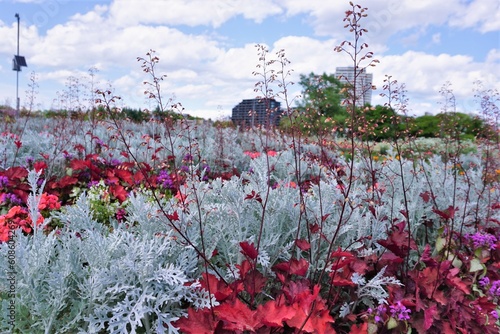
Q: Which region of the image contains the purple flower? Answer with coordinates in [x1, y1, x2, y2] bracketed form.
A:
[109, 158, 121, 166]
[183, 154, 193, 162]
[466, 232, 498, 250]
[201, 164, 210, 173]
[1, 193, 22, 205]
[489, 280, 500, 297]
[88, 180, 99, 188]
[479, 277, 490, 287]
[7, 193, 22, 205]
[369, 304, 388, 323]
[157, 170, 174, 189]
[26, 156, 34, 166]
[0, 175, 8, 188]
[389, 301, 411, 321]
[105, 178, 117, 185]
[491, 310, 499, 320]
[63, 152, 73, 160]
[180, 165, 190, 173]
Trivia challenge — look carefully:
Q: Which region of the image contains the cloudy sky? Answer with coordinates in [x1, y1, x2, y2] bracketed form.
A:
[0, 0, 498, 119]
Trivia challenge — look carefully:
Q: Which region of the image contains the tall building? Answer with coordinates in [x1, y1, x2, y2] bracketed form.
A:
[335, 67, 373, 106]
[231, 98, 282, 127]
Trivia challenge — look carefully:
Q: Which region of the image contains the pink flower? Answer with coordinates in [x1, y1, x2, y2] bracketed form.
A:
[244, 151, 261, 159]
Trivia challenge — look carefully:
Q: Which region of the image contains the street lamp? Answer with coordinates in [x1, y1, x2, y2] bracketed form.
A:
[12, 13, 27, 115]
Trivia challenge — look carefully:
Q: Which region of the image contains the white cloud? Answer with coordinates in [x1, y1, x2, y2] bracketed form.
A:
[449, 0, 500, 33]
[0, 0, 497, 118]
[108, 0, 282, 28]
[486, 49, 500, 63]
[371, 51, 499, 115]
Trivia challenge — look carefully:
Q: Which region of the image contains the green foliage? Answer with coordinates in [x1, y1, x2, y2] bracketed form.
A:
[412, 112, 488, 139]
[296, 72, 347, 119]
[362, 105, 406, 141]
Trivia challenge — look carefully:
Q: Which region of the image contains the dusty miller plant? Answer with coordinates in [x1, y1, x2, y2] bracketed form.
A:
[0, 173, 215, 334]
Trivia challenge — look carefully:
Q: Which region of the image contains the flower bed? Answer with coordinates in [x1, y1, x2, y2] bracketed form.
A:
[0, 118, 499, 333]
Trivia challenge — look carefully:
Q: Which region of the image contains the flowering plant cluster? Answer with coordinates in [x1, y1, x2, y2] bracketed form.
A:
[0, 192, 60, 242]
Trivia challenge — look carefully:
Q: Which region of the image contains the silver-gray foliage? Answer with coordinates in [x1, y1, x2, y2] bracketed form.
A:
[0, 191, 214, 334]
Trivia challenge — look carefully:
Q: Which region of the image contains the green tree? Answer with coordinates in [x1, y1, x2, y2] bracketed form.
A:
[296, 72, 346, 118]
[363, 105, 404, 141]
[291, 72, 348, 134]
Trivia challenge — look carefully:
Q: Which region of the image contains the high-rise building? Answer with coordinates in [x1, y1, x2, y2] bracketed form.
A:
[231, 98, 282, 127]
[335, 67, 373, 106]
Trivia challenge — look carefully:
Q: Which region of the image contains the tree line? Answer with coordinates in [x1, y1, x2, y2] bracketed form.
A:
[280, 72, 494, 141]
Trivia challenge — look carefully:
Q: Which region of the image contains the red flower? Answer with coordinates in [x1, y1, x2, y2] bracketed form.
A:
[0, 202, 51, 242]
[38, 193, 61, 211]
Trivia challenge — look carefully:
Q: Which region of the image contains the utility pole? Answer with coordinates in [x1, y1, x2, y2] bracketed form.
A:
[13, 13, 27, 115]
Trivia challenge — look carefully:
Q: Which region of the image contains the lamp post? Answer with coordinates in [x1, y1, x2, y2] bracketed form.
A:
[15, 13, 19, 114]
[13, 13, 27, 115]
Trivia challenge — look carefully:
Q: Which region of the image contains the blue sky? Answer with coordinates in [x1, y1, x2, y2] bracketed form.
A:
[0, 0, 498, 119]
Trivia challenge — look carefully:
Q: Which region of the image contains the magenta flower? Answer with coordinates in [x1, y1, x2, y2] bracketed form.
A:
[466, 232, 497, 250]
[389, 301, 411, 321]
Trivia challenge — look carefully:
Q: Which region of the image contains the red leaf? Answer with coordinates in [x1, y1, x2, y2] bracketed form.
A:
[256, 300, 295, 327]
[273, 258, 309, 276]
[285, 286, 335, 334]
[432, 206, 457, 220]
[200, 272, 233, 302]
[14, 140, 22, 148]
[236, 260, 253, 279]
[331, 276, 356, 287]
[420, 191, 433, 203]
[133, 171, 145, 184]
[167, 211, 179, 221]
[420, 244, 438, 267]
[3, 166, 28, 180]
[215, 299, 260, 331]
[424, 303, 438, 330]
[295, 238, 311, 251]
[446, 267, 470, 295]
[113, 168, 134, 185]
[377, 222, 417, 258]
[240, 241, 258, 260]
[57, 175, 78, 188]
[309, 223, 320, 234]
[244, 190, 262, 203]
[329, 248, 356, 271]
[173, 307, 218, 334]
[242, 269, 267, 297]
[33, 161, 47, 173]
[109, 184, 128, 202]
[71, 159, 91, 171]
[282, 280, 311, 303]
[350, 322, 368, 334]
